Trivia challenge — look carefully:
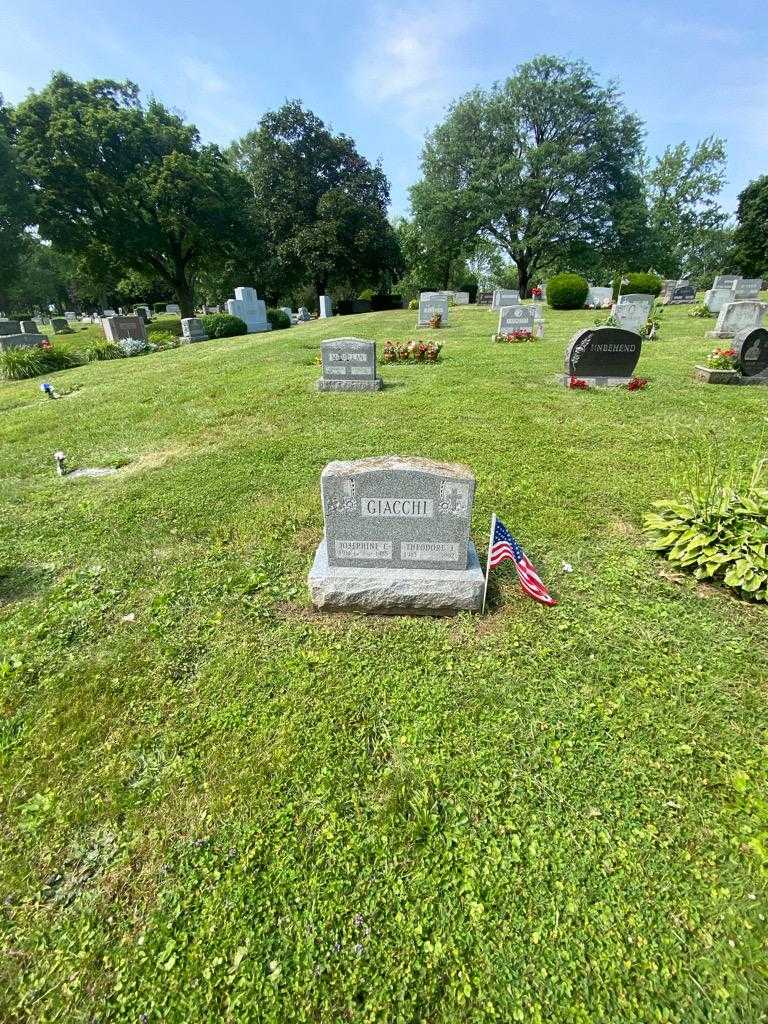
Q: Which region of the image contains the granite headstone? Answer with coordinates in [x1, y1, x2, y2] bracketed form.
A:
[308, 455, 485, 613]
[613, 294, 653, 333]
[707, 300, 767, 339]
[497, 305, 538, 336]
[225, 286, 271, 333]
[418, 294, 449, 327]
[316, 337, 382, 392]
[564, 325, 642, 386]
[102, 314, 147, 343]
[733, 327, 768, 380]
[181, 317, 208, 343]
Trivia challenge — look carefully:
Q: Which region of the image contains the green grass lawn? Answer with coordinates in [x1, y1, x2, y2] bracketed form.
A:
[1, 303, 766, 1022]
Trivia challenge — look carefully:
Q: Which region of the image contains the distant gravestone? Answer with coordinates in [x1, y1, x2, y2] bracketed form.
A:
[319, 295, 333, 318]
[707, 300, 768, 339]
[135, 305, 151, 321]
[418, 294, 449, 327]
[732, 278, 762, 300]
[102, 315, 147, 343]
[0, 319, 46, 350]
[733, 327, 768, 380]
[308, 455, 485, 614]
[662, 280, 695, 304]
[64, 311, 76, 321]
[564, 325, 643, 386]
[704, 286, 733, 314]
[586, 286, 613, 308]
[497, 305, 539, 336]
[51, 317, 69, 333]
[0, 320, 21, 336]
[713, 275, 739, 289]
[613, 294, 653, 333]
[477, 291, 493, 306]
[103, 309, 117, 317]
[20, 321, 39, 334]
[491, 289, 519, 310]
[297, 306, 311, 322]
[453, 291, 470, 304]
[225, 286, 271, 333]
[316, 337, 382, 392]
[181, 317, 208, 343]
[165, 304, 180, 315]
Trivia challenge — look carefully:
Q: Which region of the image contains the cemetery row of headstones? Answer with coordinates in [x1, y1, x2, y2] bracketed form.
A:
[704, 276, 763, 313]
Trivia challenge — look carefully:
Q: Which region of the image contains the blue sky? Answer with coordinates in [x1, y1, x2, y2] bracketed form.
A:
[1, 0, 765, 217]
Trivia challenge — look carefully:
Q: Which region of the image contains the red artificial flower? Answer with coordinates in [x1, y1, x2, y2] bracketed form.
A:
[568, 375, 589, 390]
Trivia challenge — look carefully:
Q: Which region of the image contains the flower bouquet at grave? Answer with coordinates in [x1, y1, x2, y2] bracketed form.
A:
[494, 329, 536, 343]
[428, 312, 442, 329]
[706, 347, 737, 370]
[641, 304, 664, 340]
[383, 339, 442, 363]
[531, 286, 543, 299]
[568, 375, 590, 390]
[626, 377, 649, 391]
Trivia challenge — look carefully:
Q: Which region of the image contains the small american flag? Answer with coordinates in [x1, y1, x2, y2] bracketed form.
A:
[483, 515, 556, 609]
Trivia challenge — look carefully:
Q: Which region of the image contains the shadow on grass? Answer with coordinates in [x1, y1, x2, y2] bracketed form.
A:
[0, 562, 55, 606]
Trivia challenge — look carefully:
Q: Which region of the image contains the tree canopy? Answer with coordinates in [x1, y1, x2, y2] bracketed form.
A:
[230, 102, 401, 300]
[733, 175, 768, 280]
[12, 74, 255, 315]
[410, 56, 646, 295]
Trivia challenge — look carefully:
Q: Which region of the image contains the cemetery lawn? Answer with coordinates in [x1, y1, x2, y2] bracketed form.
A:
[1, 303, 767, 1023]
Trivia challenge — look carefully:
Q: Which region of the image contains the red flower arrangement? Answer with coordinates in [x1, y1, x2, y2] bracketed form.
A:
[626, 377, 649, 391]
[531, 286, 543, 299]
[383, 340, 442, 363]
[568, 375, 589, 390]
[39, 338, 52, 350]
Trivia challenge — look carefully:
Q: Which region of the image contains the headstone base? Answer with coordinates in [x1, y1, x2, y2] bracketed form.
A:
[316, 377, 383, 392]
[560, 375, 633, 388]
[308, 538, 484, 615]
[706, 329, 733, 339]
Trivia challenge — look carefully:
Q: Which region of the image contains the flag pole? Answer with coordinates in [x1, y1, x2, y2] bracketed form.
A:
[481, 513, 496, 613]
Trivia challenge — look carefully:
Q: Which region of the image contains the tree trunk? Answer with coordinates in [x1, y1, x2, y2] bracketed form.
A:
[172, 269, 195, 318]
[516, 258, 529, 298]
[314, 276, 328, 305]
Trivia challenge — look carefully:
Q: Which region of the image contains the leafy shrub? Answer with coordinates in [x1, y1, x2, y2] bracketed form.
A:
[267, 308, 291, 330]
[689, 302, 715, 319]
[201, 313, 247, 338]
[0, 343, 80, 380]
[645, 475, 768, 601]
[117, 338, 149, 357]
[357, 288, 374, 301]
[408, 298, 419, 310]
[8, 312, 33, 321]
[148, 318, 182, 339]
[613, 272, 663, 299]
[547, 273, 589, 309]
[83, 339, 124, 361]
[150, 332, 179, 350]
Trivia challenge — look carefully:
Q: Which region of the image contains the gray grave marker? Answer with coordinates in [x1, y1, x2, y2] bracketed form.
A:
[316, 337, 382, 391]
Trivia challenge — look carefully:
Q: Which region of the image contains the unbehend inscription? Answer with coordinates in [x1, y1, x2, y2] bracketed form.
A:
[361, 498, 435, 518]
[334, 540, 393, 560]
[401, 541, 460, 562]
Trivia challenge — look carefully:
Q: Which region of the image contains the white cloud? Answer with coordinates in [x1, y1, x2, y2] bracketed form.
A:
[352, 1, 478, 135]
[180, 57, 229, 96]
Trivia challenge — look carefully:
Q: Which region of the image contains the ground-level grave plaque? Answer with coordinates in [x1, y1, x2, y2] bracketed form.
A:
[563, 325, 643, 387]
[707, 300, 767, 339]
[613, 294, 654, 333]
[308, 456, 485, 614]
[316, 338, 383, 391]
[418, 294, 449, 327]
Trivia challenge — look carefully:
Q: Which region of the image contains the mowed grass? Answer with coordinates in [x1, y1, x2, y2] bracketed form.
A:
[0, 303, 766, 1023]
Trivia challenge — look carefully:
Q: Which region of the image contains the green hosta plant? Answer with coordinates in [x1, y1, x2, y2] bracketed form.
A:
[689, 302, 715, 319]
[645, 473, 768, 601]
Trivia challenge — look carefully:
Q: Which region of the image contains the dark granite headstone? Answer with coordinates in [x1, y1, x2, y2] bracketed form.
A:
[477, 291, 493, 306]
[0, 320, 21, 337]
[564, 326, 642, 385]
[734, 327, 768, 378]
[670, 281, 695, 304]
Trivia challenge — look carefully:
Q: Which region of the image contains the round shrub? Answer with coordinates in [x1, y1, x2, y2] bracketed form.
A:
[547, 273, 589, 309]
[613, 272, 663, 299]
[408, 298, 419, 310]
[267, 308, 291, 330]
[201, 313, 248, 339]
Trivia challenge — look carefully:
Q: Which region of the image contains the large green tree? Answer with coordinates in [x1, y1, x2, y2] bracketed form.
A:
[732, 175, 768, 280]
[644, 138, 729, 277]
[410, 56, 645, 295]
[231, 102, 401, 301]
[0, 96, 34, 311]
[12, 74, 254, 316]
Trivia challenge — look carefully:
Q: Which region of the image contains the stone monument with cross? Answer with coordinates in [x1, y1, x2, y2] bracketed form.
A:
[225, 287, 271, 333]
